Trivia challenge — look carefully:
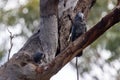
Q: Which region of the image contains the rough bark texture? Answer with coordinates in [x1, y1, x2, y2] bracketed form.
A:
[0, 0, 120, 80]
[39, 0, 59, 63]
[58, 0, 95, 51]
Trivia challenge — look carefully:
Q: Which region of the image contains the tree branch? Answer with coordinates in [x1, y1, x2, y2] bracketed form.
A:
[36, 4, 120, 79]
[1, 0, 120, 80]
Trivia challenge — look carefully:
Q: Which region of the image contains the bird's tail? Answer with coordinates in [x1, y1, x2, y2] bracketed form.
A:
[76, 57, 79, 80]
[76, 51, 82, 80]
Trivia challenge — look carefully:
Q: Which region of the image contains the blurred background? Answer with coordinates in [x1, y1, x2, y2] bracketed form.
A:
[0, 0, 120, 80]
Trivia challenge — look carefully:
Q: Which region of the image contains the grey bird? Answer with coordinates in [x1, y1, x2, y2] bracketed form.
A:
[70, 12, 86, 57]
[69, 12, 87, 80]
[33, 52, 44, 63]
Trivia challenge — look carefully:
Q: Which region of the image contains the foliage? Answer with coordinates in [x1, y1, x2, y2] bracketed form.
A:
[88, 0, 120, 61]
[0, 0, 39, 31]
[0, 0, 39, 59]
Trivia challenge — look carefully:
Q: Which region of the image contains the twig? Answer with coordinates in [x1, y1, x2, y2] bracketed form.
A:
[7, 28, 14, 61]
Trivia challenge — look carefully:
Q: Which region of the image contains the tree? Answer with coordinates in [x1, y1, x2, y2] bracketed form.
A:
[0, 0, 120, 80]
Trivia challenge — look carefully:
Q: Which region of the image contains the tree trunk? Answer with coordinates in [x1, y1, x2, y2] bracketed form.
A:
[0, 0, 120, 80]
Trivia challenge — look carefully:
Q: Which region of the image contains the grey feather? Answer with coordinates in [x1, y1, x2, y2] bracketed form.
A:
[70, 12, 86, 57]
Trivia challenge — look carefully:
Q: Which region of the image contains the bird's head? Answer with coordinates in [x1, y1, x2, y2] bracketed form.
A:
[33, 52, 44, 63]
[75, 12, 84, 22]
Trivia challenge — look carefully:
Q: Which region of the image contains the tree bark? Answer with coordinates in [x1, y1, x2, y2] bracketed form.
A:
[0, 0, 120, 80]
